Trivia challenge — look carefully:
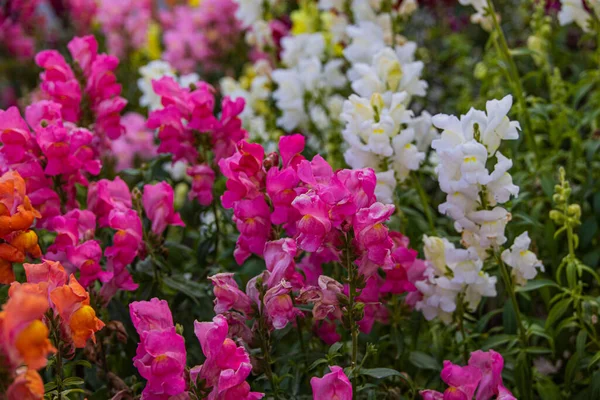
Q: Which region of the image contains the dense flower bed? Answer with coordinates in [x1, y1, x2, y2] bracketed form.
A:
[0, 0, 599, 399]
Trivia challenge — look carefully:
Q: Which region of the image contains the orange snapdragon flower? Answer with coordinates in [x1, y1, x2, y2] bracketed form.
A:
[6, 368, 45, 400]
[0, 170, 42, 284]
[0, 286, 55, 370]
[50, 274, 105, 348]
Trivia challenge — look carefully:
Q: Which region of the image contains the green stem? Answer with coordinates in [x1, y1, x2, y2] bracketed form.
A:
[212, 201, 221, 264]
[258, 303, 279, 398]
[344, 234, 359, 400]
[411, 173, 437, 235]
[457, 295, 470, 364]
[496, 253, 528, 347]
[486, 0, 540, 166]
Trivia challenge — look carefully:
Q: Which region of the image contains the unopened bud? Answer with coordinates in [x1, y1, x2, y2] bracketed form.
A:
[263, 152, 279, 171]
[567, 204, 581, 218]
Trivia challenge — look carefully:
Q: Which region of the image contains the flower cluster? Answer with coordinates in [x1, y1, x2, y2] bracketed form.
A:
[432, 95, 520, 252]
[193, 314, 264, 399]
[0, 170, 42, 283]
[334, 0, 436, 203]
[147, 74, 247, 206]
[96, 0, 152, 58]
[272, 32, 346, 135]
[10, 260, 105, 349]
[1, 260, 103, 398]
[36, 35, 127, 140]
[129, 298, 265, 399]
[0, 0, 42, 59]
[160, 0, 244, 74]
[420, 350, 516, 400]
[218, 134, 425, 342]
[87, 177, 142, 301]
[130, 298, 187, 399]
[1, 283, 53, 399]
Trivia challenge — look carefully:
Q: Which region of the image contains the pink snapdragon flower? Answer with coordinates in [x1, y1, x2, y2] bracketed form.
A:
[420, 350, 516, 400]
[263, 280, 303, 329]
[193, 315, 264, 399]
[0, 107, 35, 164]
[208, 273, 254, 316]
[187, 164, 215, 206]
[232, 196, 271, 264]
[130, 298, 187, 399]
[87, 177, 132, 227]
[297, 275, 344, 321]
[354, 276, 389, 334]
[37, 35, 127, 140]
[96, 0, 151, 57]
[142, 182, 185, 236]
[310, 366, 352, 400]
[263, 239, 300, 287]
[353, 202, 395, 277]
[35, 50, 81, 123]
[381, 246, 419, 294]
[469, 350, 515, 400]
[111, 112, 157, 171]
[292, 192, 333, 253]
[160, 0, 243, 74]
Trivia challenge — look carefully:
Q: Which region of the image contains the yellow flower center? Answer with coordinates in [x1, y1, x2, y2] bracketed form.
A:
[15, 320, 51, 364]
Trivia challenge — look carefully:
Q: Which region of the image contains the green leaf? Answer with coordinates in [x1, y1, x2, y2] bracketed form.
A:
[516, 279, 559, 292]
[525, 347, 552, 355]
[360, 368, 402, 379]
[545, 298, 572, 329]
[328, 342, 343, 357]
[162, 275, 207, 302]
[536, 377, 562, 400]
[409, 351, 440, 371]
[62, 377, 85, 387]
[481, 334, 517, 351]
[308, 358, 328, 371]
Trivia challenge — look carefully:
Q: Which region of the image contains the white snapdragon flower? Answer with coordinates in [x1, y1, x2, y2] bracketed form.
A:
[273, 56, 346, 132]
[179, 73, 200, 89]
[138, 60, 176, 110]
[464, 273, 497, 311]
[280, 33, 326, 67]
[416, 238, 498, 322]
[234, 0, 266, 28]
[343, 21, 386, 65]
[558, 0, 597, 32]
[486, 152, 519, 205]
[246, 20, 274, 50]
[501, 232, 545, 286]
[423, 235, 452, 275]
[391, 128, 425, 181]
[458, 0, 494, 31]
[415, 273, 462, 324]
[375, 170, 397, 205]
[348, 45, 427, 100]
[398, 0, 418, 16]
[432, 95, 521, 251]
[318, 0, 344, 11]
[481, 96, 521, 155]
[408, 111, 440, 152]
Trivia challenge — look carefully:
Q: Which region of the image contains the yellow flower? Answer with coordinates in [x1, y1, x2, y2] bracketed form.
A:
[144, 22, 162, 60]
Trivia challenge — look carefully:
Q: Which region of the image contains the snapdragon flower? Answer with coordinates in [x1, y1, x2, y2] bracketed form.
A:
[558, 0, 600, 32]
[432, 95, 520, 251]
[501, 231, 545, 286]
